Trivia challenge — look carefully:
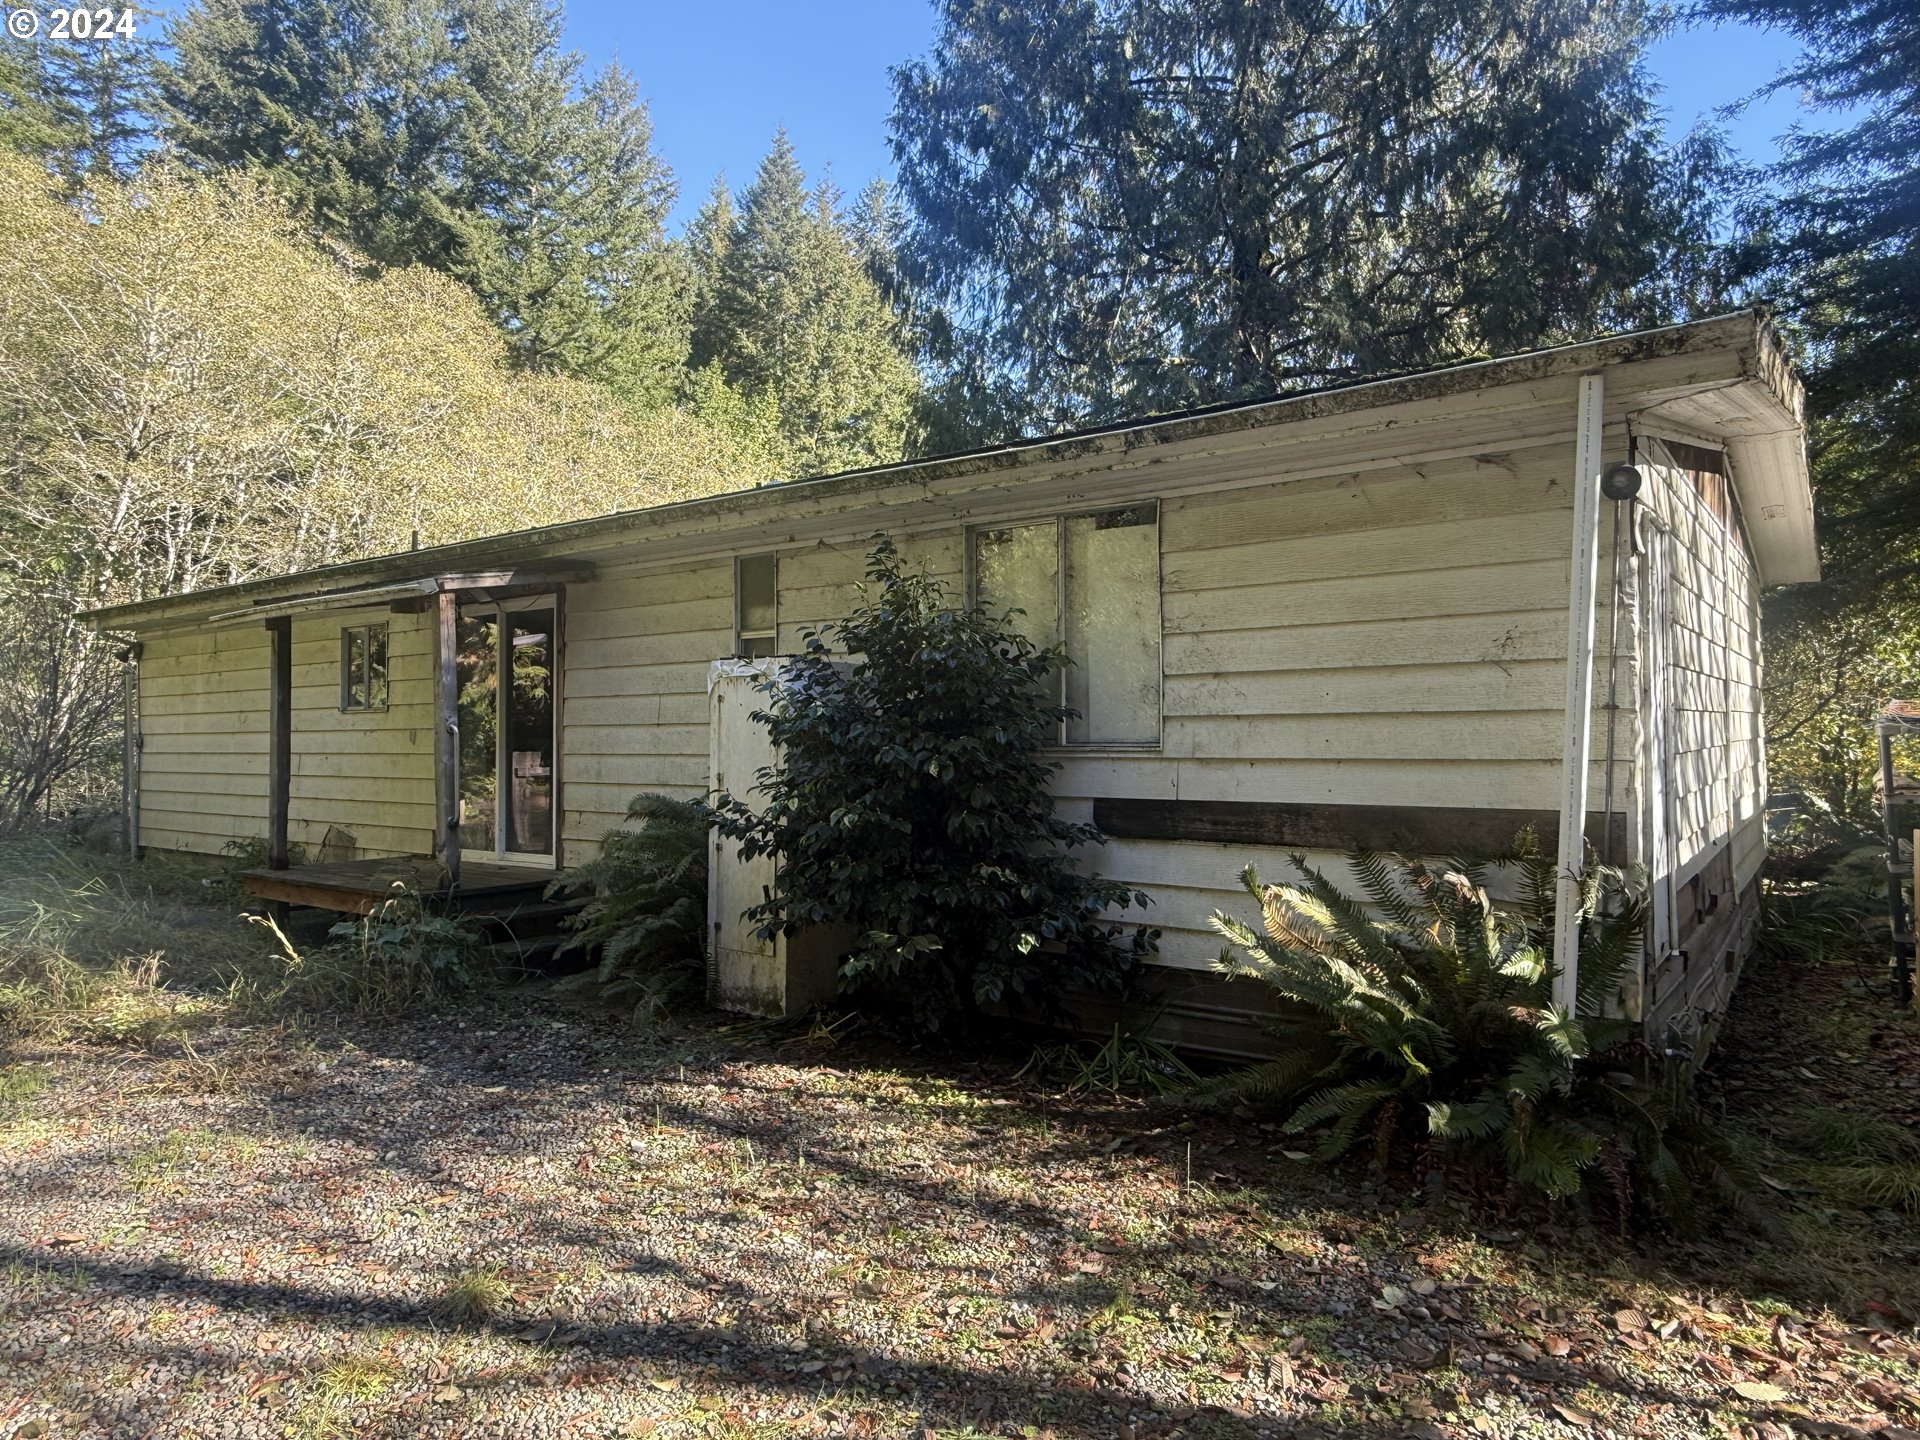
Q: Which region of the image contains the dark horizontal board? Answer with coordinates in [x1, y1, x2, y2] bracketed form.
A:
[1092, 798, 1629, 860]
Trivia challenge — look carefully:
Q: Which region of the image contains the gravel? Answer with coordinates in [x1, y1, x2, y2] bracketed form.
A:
[3, 995, 1916, 1439]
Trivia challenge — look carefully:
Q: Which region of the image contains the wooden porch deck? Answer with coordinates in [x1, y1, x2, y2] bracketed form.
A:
[241, 857, 562, 915]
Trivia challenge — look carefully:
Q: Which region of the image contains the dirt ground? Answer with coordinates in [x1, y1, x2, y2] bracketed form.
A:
[5, 895, 1920, 1439]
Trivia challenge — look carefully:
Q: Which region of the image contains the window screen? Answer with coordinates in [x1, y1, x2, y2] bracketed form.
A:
[1064, 508, 1160, 743]
[339, 624, 388, 711]
[736, 554, 778, 659]
[972, 521, 1062, 703]
[972, 504, 1160, 745]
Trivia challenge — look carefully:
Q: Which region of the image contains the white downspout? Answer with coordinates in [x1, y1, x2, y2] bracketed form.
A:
[1553, 374, 1607, 1012]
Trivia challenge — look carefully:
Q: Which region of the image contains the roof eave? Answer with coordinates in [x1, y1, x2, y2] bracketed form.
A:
[85, 310, 1789, 631]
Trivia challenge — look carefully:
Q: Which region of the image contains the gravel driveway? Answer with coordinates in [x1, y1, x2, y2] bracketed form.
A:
[4, 991, 1917, 1440]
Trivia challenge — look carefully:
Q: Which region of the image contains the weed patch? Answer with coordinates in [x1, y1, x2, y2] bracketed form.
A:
[434, 1266, 512, 1326]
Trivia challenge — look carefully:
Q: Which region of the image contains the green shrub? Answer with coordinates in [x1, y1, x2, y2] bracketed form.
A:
[703, 537, 1154, 1038]
[548, 793, 708, 1022]
[239, 886, 483, 1015]
[1210, 836, 1753, 1225]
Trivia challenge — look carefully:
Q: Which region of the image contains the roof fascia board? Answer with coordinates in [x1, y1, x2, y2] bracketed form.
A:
[85, 311, 1784, 631]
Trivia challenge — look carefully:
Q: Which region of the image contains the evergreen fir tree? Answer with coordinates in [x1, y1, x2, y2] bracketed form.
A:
[165, 0, 464, 268]
[688, 133, 921, 477]
[164, 0, 688, 403]
[891, 0, 1731, 430]
[0, 37, 74, 162]
[1, 10, 165, 181]
[1699, 0, 1920, 599]
[683, 175, 736, 372]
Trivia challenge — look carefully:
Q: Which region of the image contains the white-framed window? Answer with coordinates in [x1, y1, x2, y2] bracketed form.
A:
[969, 503, 1161, 746]
[338, 623, 388, 712]
[735, 554, 778, 658]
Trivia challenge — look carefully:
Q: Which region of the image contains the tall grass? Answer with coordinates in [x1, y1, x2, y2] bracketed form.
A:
[0, 840, 242, 1044]
[0, 839, 490, 1040]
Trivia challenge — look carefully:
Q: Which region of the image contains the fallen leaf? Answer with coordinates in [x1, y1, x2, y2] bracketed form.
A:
[1732, 1381, 1789, 1403]
[1552, 1402, 1595, 1427]
[1545, 1335, 1572, 1357]
[1613, 1308, 1649, 1332]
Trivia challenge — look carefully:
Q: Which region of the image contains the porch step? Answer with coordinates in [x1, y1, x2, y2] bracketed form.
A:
[480, 930, 578, 976]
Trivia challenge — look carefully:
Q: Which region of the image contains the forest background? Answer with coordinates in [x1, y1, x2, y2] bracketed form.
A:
[0, 0, 1912, 840]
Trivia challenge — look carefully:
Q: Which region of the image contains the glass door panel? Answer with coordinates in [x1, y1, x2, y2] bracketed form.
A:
[504, 607, 555, 855]
[456, 611, 500, 854]
[457, 596, 557, 863]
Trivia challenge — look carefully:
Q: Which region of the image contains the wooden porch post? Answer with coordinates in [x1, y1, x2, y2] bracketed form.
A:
[433, 589, 462, 888]
[266, 617, 292, 872]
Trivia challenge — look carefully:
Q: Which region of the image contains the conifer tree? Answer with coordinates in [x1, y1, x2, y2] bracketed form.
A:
[1698, 0, 1920, 598]
[892, 0, 1730, 430]
[0, 11, 165, 181]
[164, 0, 688, 404]
[688, 133, 921, 477]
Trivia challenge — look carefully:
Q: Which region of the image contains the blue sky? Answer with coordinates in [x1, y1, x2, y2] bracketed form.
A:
[559, 1, 1820, 232]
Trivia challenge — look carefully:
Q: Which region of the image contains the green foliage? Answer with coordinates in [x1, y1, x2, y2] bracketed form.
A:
[1761, 593, 1920, 830]
[549, 793, 709, 1023]
[1209, 835, 1748, 1225]
[686, 133, 922, 476]
[0, 10, 165, 180]
[1699, 0, 1920, 602]
[1699, 0, 1920, 813]
[703, 538, 1154, 1038]
[164, 0, 690, 407]
[1015, 1021, 1197, 1097]
[891, 0, 1730, 430]
[0, 155, 773, 828]
[240, 887, 485, 1015]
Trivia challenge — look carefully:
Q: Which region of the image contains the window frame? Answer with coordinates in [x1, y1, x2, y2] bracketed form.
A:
[734, 553, 779, 659]
[965, 502, 1164, 751]
[337, 622, 389, 713]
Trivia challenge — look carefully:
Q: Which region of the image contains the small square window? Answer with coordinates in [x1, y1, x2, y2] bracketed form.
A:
[735, 554, 777, 659]
[340, 624, 388, 711]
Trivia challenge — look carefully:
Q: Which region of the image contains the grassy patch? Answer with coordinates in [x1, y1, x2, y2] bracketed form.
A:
[0, 1063, 50, 1105]
[0, 839, 258, 1043]
[289, 1353, 402, 1440]
[121, 1126, 263, 1189]
[434, 1266, 513, 1326]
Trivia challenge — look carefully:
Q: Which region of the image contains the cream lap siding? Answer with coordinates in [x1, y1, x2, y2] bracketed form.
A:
[287, 607, 435, 860]
[559, 559, 735, 857]
[1060, 447, 1579, 971]
[137, 625, 270, 855]
[774, 533, 964, 653]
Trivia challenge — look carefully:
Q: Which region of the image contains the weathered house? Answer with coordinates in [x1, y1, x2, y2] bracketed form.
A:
[84, 311, 1816, 1052]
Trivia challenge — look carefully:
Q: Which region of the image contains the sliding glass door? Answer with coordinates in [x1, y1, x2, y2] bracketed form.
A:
[456, 595, 557, 865]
